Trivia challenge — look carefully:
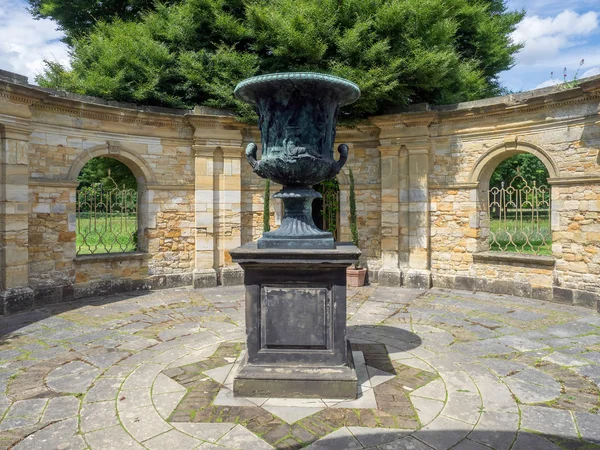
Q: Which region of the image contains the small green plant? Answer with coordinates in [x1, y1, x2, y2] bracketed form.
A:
[263, 179, 270, 233]
[349, 168, 360, 268]
[550, 59, 585, 89]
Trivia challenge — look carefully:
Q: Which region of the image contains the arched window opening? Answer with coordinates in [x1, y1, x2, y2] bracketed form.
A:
[76, 157, 138, 255]
[488, 154, 551, 255]
[313, 179, 340, 240]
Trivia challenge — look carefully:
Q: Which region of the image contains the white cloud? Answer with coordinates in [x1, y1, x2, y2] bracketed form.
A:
[534, 66, 600, 89]
[582, 67, 600, 78]
[535, 78, 560, 89]
[0, 0, 69, 83]
[512, 10, 598, 65]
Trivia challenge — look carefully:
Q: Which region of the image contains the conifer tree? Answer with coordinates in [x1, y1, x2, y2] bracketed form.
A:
[36, 0, 524, 121]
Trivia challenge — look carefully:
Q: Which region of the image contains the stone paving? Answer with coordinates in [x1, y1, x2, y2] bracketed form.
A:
[0, 285, 600, 449]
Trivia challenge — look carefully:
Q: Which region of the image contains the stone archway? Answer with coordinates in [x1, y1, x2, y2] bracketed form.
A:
[68, 142, 156, 253]
[469, 139, 559, 252]
[68, 142, 156, 184]
[469, 139, 559, 184]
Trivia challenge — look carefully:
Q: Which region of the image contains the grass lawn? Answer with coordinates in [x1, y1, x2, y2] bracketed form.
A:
[490, 217, 551, 255]
[77, 214, 137, 255]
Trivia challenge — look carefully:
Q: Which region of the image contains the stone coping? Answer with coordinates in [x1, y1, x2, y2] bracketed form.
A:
[2, 69, 599, 124]
[381, 73, 600, 115]
[73, 252, 146, 264]
[473, 251, 556, 267]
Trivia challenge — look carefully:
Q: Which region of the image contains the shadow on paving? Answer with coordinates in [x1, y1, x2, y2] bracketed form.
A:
[348, 324, 423, 356]
[0, 290, 156, 340]
[299, 428, 600, 450]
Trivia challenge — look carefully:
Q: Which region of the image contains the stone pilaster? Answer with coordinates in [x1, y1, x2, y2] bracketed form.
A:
[193, 145, 218, 288]
[187, 113, 245, 287]
[0, 124, 33, 314]
[378, 145, 402, 286]
[405, 143, 432, 288]
[217, 146, 244, 285]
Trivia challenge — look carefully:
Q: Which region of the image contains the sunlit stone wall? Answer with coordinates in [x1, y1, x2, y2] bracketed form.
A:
[1, 71, 599, 314]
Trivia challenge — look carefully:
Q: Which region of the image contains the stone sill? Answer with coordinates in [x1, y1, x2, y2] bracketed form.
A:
[74, 252, 146, 264]
[473, 251, 555, 268]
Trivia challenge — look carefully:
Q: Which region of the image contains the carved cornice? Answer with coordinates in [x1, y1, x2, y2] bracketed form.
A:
[0, 83, 48, 105]
[371, 112, 437, 129]
[0, 122, 32, 139]
[372, 82, 600, 129]
[0, 90, 42, 105]
[437, 94, 600, 125]
[33, 102, 192, 129]
[185, 113, 243, 129]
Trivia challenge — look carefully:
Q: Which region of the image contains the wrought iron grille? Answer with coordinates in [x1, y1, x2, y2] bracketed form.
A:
[488, 170, 551, 255]
[76, 170, 138, 255]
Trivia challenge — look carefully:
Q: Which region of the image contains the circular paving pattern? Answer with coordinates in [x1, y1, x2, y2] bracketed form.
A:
[0, 286, 599, 449]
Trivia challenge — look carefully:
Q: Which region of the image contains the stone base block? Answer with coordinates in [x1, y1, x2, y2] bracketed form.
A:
[378, 268, 402, 287]
[531, 286, 553, 301]
[552, 287, 574, 304]
[219, 267, 244, 286]
[1, 287, 34, 315]
[193, 269, 218, 288]
[233, 352, 357, 399]
[573, 290, 600, 309]
[404, 270, 431, 289]
[431, 274, 599, 311]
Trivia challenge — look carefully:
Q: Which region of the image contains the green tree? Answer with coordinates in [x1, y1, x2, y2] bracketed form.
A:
[490, 154, 549, 190]
[77, 157, 137, 190]
[27, 0, 170, 42]
[36, 0, 524, 122]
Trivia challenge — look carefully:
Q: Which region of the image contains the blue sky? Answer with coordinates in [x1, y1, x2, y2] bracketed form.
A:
[500, 0, 600, 92]
[0, 0, 599, 94]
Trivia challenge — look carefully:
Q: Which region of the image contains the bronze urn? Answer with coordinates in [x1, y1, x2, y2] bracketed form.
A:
[234, 72, 360, 249]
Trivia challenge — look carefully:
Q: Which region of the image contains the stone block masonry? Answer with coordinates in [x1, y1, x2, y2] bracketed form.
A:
[1, 70, 600, 313]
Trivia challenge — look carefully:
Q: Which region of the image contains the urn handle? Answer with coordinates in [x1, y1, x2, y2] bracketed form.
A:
[331, 143, 349, 176]
[245, 143, 266, 178]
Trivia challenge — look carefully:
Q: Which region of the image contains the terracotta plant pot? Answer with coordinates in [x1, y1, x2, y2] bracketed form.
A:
[347, 267, 367, 287]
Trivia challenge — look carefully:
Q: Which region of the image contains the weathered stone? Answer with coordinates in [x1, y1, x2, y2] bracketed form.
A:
[0, 69, 599, 311]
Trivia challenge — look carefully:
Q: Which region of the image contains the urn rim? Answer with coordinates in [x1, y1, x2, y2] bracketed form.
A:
[234, 72, 361, 107]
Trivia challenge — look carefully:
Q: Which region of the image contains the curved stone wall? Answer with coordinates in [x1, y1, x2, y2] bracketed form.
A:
[0, 71, 599, 313]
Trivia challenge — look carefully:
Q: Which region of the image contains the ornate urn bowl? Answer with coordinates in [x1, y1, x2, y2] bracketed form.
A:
[234, 72, 360, 249]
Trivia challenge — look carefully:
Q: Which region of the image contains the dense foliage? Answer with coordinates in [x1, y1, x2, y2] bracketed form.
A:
[36, 0, 524, 122]
[77, 157, 137, 190]
[490, 154, 549, 190]
[27, 0, 166, 42]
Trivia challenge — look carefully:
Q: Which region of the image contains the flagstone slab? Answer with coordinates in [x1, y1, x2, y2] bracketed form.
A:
[173, 422, 236, 442]
[520, 405, 578, 440]
[1, 285, 600, 450]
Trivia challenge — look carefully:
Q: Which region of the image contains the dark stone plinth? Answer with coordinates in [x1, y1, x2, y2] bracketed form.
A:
[230, 242, 360, 398]
[234, 352, 358, 399]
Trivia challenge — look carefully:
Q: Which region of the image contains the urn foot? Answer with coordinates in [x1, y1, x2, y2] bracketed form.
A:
[258, 186, 334, 249]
